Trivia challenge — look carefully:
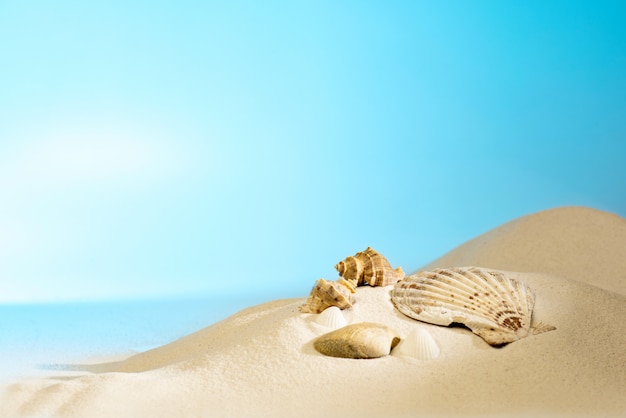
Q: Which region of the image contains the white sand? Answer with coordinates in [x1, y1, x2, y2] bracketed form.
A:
[424, 206, 626, 295]
[2, 206, 625, 417]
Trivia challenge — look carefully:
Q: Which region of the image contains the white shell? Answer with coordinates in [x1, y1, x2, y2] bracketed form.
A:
[391, 267, 536, 346]
[392, 328, 440, 360]
[315, 306, 348, 330]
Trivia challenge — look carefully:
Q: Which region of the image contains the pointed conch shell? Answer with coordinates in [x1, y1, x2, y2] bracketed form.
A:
[315, 306, 348, 330]
[335, 247, 405, 287]
[392, 327, 440, 361]
[313, 322, 401, 359]
[299, 278, 356, 314]
[390, 267, 542, 346]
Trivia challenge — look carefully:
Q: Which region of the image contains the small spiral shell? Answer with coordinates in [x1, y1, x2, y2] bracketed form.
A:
[335, 247, 405, 287]
[299, 278, 356, 314]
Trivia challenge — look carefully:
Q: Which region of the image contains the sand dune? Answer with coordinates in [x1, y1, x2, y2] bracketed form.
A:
[2, 206, 625, 417]
[423, 206, 626, 295]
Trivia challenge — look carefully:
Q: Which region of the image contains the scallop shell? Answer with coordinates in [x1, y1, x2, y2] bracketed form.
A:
[313, 322, 401, 359]
[299, 278, 356, 314]
[390, 267, 536, 346]
[315, 306, 348, 330]
[392, 327, 440, 360]
[335, 247, 405, 287]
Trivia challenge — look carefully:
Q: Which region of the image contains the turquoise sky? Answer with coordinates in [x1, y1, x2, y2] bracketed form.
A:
[1, 1, 625, 302]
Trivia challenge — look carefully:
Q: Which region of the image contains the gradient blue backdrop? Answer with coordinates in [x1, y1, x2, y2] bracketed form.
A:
[1, 1, 625, 303]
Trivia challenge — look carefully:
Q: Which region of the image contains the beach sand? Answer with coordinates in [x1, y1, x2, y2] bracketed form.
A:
[2, 206, 625, 417]
[423, 206, 626, 295]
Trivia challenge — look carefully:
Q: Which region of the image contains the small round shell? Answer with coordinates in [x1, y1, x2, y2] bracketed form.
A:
[313, 322, 401, 359]
[392, 327, 440, 361]
[315, 306, 348, 330]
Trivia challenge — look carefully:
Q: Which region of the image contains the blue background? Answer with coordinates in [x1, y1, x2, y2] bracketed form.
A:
[1, 1, 625, 303]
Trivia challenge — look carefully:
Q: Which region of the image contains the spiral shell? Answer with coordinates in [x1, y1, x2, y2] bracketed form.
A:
[390, 267, 538, 346]
[335, 247, 405, 287]
[299, 278, 356, 314]
[313, 322, 401, 359]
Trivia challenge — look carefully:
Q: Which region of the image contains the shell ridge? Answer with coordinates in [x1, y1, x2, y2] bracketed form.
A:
[425, 271, 478, 297]
[398, 287, 480, 314]
[315, 306, 348, 330]
[464, 268, 510, 308]
[337, 247, 403, 287]
[507, 276, 532, 324]
[405, 273, 477, 306]
[429, 270, 488, 300]
[392, 286, 501, 329]
[335, 256, 364, 285]
[393, 328, 440, 361]
[434, 269, 499, 305]
[359, 248, 377, 286]
[370, 248, 387, 286]
[466, 268, 526, 324]
[478, 270, 536, 334]
[480, 272, 532, 333]
[407, 272, 498, 317]
[422, 294, 496, 320]
[491, 272, 535, 324]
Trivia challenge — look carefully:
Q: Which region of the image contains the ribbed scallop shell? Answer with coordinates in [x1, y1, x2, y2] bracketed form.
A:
[299, 278, 356, 314]
[392, 327, 440, 360]
[315, 306, 348, 330]
[390, 267, 536, 346]
[313, 322, 401, 359]
[335, 247, 405, 287]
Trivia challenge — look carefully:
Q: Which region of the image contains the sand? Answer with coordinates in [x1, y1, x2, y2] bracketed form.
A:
[2, 206, 625, 417]
[423, 206, 626, 295]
